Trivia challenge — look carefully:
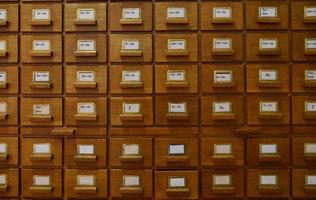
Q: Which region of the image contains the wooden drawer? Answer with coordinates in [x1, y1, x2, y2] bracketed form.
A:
[65, 65, 107, 94]
[0, 97, 17, 126]
[0, 66, 18, 94]
[201, 95, 244, 125]
[202, 169, 244, 198]
[109, 65, 153, 94]
[155, 64, 197, 94]
[20, 35, 62, 63]
[293, 32, 316, 61]
[0, 137, 18, 166]
[155, 34, 198, 62]
[246, 1, 288, 30]
[201, 2, 243, 30]
[201, 138, 244, 167]
[292, 96, 316, 125]
[65, 3, 107, 32]
[246, 32, 289, 61]
[247, 169, 290, 198]
[292, 2, 316, 30]
[21, 65, 62, 95]
[0, 169, 18, 198]
[155, 170, 198, 199]
[293, 169, 316, 198]
[201, 64, 244, 93]
[0, 4, 18, 32]
[65, 97, 107, 126]
[292, 64, 316, 93]
[155, 138, 198, 168]
[155, 2, 197, 30]
[109, 2, 152, 31]
[201, 32, 243, 62]
[21, 169, 62, 198]
[247, 138, 289, 167]
[109, 138, 152, 168]
[156, 96, 198, 126]
[0, 34, 18, 63]
[110, 97, 153, 126]
[64, 34, 107, 63]
[64, 139, 106, 168]
[247, 95, 290, 125]
[20, 98, 62, 126]
[109, 34, 152, 62]
[21, 3, 62, 32]
[21, 138, 62, 167]
[110, 169, 153, 198]
[292, 137, 316, 167]
[65, 169, 107, 198]
[246, 64, 289, 93]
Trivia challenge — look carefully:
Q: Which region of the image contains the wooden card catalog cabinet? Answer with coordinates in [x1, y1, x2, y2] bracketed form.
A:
[74, 175, 97, 194]
[74, 9, 96, 25]
[0, 40, 7, 57]
[0, 143, 7, 161]
[30, 175, 52, 193]
[120, 70, 142, 89]
[74, 71, 96, 89]
[165, 70, 188, 88]
[166, 7, 188, 24]
[30, 143, 52, 161]
[212, 38, 234, 55]
[258, 38, 280, 55]
[120, 39, 142, 57]
[305, 38, 316, 55]
[75, 102, 97, 121]
[212, 101, 235, 120]
[120, 103, 143, 121]
[166, 39, 188, 56]
[166, 144, 188, 163]
[258, 69, 280, 87]
[167, 176, 189, 195]
[0, 174, 7, 191]
[212, 7, 234, 24]
[259, 101, 281, 119]
[213, 70, 235, 87]
[167, 102, 189, 120]
[30, 71, 51, 89]
[212, 175, 235, 194]
[0, 9, 7, 26]
[0, 102, 7, 120]
[120, 144, 142, 162]
[259, 144, 280, 162]
[259, 175, 280, 193]
[212, 144, 234, 161]
[305, 175, 316, 192]
[75, 144, 96, 162]
[304, 101, 316, 119]
[31, 9, 51, 25]
[120, 175, 143, 194]
[304, 6, 316, 23]
[121, 8, 142, 25]
[31, 104, 52, 122]
[305, 70, 316, 87]
[31, 40, 51, 57]
[74, 40, 96, 57]
[258, 7, 280, 23]
[304, 143, 316, 161]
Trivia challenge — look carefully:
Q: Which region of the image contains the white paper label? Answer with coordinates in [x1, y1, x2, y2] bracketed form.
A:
[213, 8, 231, 18]
[0, 143, 7, 153]
[306, 70, 316, 80]
[260, 70, 277, 81]
[306, 7, 316, 17]
[78, 144, 94, 155]
[33, 104, 50, 115]
[78, 72, 94, 82]
[33, 9, 50, 20]
[0, 102, 6, 113]
[33, 40, 50, 51]
[78, 175, 94, 186]
[214, 144, 231, 154]
[33, 143, 50, 154]
[34, 72, 49, 82]
[306, 175, 316, 185]
[169, 177, 185, 187]
[124, 176, 140, 187]
[261, 102, 277, 112]
[167, 8, 185, 18]
[124, 103, 140, 113]
[260, 175, 277, 185]
[123, 71, 141, 82]
[78, 40, 95, 51]
[0, 9, 7, 20]
[168, 40, 185, 50]
[169, 144, 185, 155]
[306, 143, 316, 153]
[78, 103, 95, 114]
[214, 102, 231, 113]
[169, 103, 186, 113]
[0, 40, 6, 51]
[0, 175, 6, 185]
[168, 71, 185, 81]
[214, 71, 232, 82]
[123, 8, 140, 19]
[123, 144, 139, 155]
[259, 7, 277, 18]
[260, 39, 277, 49]
[0, 72, 6, 82]
[77, 9, 95, 20]
[306, 39, 316, 49]
[34, 176, 50, 186]
[306, 102, 316, 112]
[214, 39, 231, 49]
[260, 144, 277, 154]
[123, 40, 139, 50]
[214, 175, 231, 185]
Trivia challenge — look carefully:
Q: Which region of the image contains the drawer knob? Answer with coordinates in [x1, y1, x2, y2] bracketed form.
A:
[257, 18, 280, 24]
[304, 185, 316, 193]
[165, 50, 189, 57]
[165, 81, 189, 88]
[0, 82, 8, 89]
[74, 81, 97, 89]
[0, 51, 7, 57]
[304, 112, 316, 120]
[304, 80, 316, 88]
[73, 19, 97, 26]
[120, 50, 143, 57]
[51, 129, 75, 136]
[212, 186, 235, 194]
[74, 114, 98, 121]
[304, 18, 316, 24]
[74, 186, 97, 194]
[212, 81, 236, 88]
[74, 155, 97, 162]
[30, 153, 53, 161]
[120, 114, 144, 121]
[212, 154, 235, 162]
[31, 20, 52, 26]
[0, 113, 7, 120]
[258, 185, 281, 194]
[166, 113, 190, 120]
[119, 155, 143, 162]
[0, 153, 7, 161]
[304, 50, 316, 56]
[29, 82, 52, 89]
[30, 51, 52, 57]
[120, 18, 143, 25]
[257, 81, 281, 88]
[211, 49, 235, 56]
[211, 113, 236, 120]
[211, 18, 235, 24]
[257, 49, 280, 56]
[30, 115, 53, 122]
[166, 188, 190, 196]
[120, 187, 143, 195]
[0, 184, 8, 192]
[165, 155, 189, 163]
[120, 81, 143, 89]
[304, 153, 316, 161]
[29, 186, 53, 194]
[258, 154, 281, 162]
[74, 51, 97, 57]
[0, 20, 8, 26]
[165, 18, 189, 24]
[258, 112, 282, 119]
